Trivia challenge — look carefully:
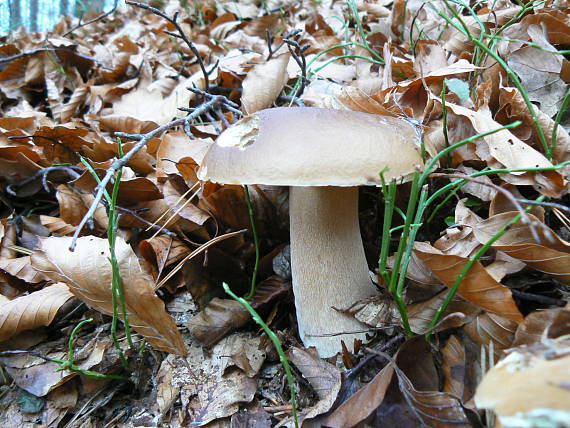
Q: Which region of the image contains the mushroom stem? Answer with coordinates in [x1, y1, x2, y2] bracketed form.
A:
[289, 186, 378, 357]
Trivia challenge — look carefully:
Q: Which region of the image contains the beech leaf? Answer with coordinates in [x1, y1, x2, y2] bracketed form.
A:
[31, 236, 187, 355]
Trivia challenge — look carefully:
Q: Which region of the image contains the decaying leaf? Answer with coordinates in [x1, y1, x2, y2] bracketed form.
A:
[322, 363, 395, 427]
[287, 347, 341, 421]
[0, 283, 73, 342]
[31, 236, 187, 355]
[473, 211, 570, 285]
[414, 241, 523, 322]
[186, 297, 250, 347]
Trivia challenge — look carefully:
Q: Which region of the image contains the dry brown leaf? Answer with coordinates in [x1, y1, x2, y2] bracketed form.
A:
[162, 179, 211, 226]
[287, 347, 341, 406]
[0, 332, 115, 397]
[222, 333, 266, 378]
[0, 283, 73, 342]
[186, 297, 250, 347]
[498, 85, 570, 165]
[199, 184, 250, 230]
[464, 311, 518, 356]
[413, 40, 449, 76]
[441, 335, 466, 399]
[39, 215, 76, 236]
[473, 211, 570, 285]
[407, 289, 481, 334]
[443, 101, 564, 197]
[31, 236, 187, 355]
[161, 334, 260, 426]
[388, 336, 474, 427]
[156, 132, 212, 181]
[241, 53, 290, 114]
[414, 241, 523, 322]
[55, 184, 108, 231]
[488, 183, 544, 220]
[322, 363, 395, 427]
[139, 235, 191, 277]
[340, 295, 400, 330]
[0, 255, 48, 284]
[112, 77, 198, 125]
[513, 307, 570, 347]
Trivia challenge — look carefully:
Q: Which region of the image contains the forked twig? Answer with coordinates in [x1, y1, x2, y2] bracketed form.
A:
[283, 35, 310, 99]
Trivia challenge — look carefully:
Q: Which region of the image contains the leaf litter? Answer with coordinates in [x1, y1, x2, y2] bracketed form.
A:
[0, 0, 569, 426]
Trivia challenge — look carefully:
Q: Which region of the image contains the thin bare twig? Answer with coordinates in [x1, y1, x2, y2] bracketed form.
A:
[6, 165, 82, 196]
[63, 0, 119, 37]
[69, 90, 239, 251]
[283, 35, 310, 100]
[266, 29, 302, 60]
[126, 0, 210, 92]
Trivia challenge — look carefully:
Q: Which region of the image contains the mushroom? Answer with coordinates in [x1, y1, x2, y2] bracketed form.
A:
[198, 107, 423, 357]
[475, 336, 570, 427]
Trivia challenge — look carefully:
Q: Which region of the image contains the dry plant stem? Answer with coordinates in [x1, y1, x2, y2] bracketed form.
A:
[289, 187, 378, 357]
[70, 93, 236, 251]
[284, 39, 309, 99]
[266, 29, 302, 60]
[156, 229, 247, 289]
[347, 333, 405, 378]
[510, 289, 566, 307]
[126, 0, 209, 91]
[244, 185, 260, 299]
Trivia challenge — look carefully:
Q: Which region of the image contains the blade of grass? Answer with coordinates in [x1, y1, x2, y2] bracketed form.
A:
[244, 185, 260, 299]
[223, 283, 298, 427]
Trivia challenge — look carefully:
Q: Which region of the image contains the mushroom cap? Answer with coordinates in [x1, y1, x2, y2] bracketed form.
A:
[198, 107, 424, 186]
[475, 336, 570, 421]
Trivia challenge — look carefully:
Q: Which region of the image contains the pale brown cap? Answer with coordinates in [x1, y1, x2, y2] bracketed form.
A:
[198, 107, 423, 186]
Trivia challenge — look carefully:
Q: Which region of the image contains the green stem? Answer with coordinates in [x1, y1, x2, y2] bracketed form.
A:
[244, 185, 260, 299]
[379, 178, 397, 286]
[223, 283, 298, 427]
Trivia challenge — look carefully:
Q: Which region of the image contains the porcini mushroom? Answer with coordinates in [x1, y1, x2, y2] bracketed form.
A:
[198, 107, 423, 357]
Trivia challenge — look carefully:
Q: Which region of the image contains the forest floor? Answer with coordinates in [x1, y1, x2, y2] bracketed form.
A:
[0, 0, 569, 427]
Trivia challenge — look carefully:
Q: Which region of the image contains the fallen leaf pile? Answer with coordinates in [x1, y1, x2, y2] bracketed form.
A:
[0, 0, 569, 426]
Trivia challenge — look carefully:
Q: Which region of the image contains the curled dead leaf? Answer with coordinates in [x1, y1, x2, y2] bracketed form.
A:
[0, 283, 73, 342]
